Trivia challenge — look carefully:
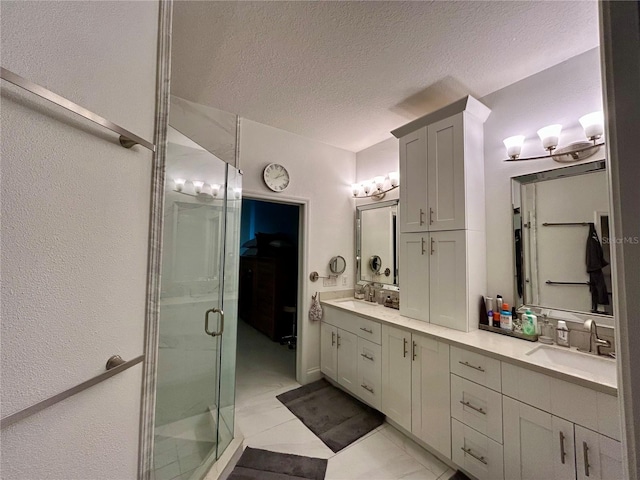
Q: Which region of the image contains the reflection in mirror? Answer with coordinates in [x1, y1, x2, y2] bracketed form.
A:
[512, 160, 613, 316]
[329, 255, 346, 275]
[356, 200, 398, 288]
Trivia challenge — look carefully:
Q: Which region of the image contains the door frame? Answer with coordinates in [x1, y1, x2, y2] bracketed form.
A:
[241, 191, 309, 385]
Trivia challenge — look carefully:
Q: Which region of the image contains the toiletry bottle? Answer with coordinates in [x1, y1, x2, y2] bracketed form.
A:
[500, 303, 513, 331]
[511, 307, 522, 333]
[485, 297, 494, 327]
[493, 311, 501, 329]
[522, 309, 538, 336]
[556, 320, 570, 347]
[496, 295, 503, 317]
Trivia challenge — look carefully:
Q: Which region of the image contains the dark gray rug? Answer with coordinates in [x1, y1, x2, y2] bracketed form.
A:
[227, 447, 327, 480]
[276, 379, 385, 453]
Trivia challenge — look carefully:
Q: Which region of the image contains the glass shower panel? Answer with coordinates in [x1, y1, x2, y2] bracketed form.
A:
[154, 127, 232, 480]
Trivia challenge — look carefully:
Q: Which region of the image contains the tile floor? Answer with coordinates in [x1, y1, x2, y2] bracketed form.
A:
[234, 320, 456, 480]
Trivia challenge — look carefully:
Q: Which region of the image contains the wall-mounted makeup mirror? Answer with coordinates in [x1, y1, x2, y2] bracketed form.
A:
[512, 160, 613, 317]
[329, 255, 346, 275]
[356, 200, 398, 289]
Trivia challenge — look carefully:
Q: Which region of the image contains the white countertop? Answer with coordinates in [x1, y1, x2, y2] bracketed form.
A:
[321, 298, 617, 396]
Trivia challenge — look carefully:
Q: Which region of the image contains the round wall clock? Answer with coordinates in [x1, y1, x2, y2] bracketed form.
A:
[263, 163, 290, 192]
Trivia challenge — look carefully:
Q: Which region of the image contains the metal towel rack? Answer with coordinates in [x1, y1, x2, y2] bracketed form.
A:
[1, 67, 155, 152]
[0, 354, 144, 429]
[542, 222, 592, 227]
[546, 280, 591, 286]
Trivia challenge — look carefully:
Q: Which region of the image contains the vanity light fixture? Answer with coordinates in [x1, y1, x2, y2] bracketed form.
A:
[351, 173, 400, 200]
[537, 124, 563, 152]
[170, 178, 224, 201]
[192, 180, 204, 194]
[504, 112, 605, 163]
[503, 135, 525, 160]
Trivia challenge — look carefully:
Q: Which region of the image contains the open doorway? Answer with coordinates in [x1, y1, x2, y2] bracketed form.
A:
[235, 198, 300, 400]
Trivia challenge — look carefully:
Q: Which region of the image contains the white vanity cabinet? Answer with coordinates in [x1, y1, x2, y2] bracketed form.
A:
[395, 98, 489, 234]
[381, 324, 451, 459]
[575, 425, 623, 480]
[321, 306, 382, 409]
[399, 229, 485, 330]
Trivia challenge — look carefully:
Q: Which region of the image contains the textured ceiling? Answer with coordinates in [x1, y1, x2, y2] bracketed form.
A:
[171, 1, 599, 152]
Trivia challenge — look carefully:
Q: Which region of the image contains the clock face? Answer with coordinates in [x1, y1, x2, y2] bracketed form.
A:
[263, 163, 290, 192]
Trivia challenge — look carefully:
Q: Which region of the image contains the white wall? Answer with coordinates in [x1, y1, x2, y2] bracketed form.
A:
[481, 47, 604, 307]
[0, 2, 159, 478]
[239, 119, 356, 382]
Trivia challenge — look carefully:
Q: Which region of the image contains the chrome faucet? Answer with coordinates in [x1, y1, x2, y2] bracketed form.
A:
[362, 283, 376, 302]
[581, 319, 612, 356]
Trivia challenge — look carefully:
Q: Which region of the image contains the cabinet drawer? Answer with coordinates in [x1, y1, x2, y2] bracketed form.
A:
[451, 418, 504, 480]
[451, 374, 502, 443]
[353, 316, 382, 345]
[450, 346, 501, 392]
[357, 337, 382, 410]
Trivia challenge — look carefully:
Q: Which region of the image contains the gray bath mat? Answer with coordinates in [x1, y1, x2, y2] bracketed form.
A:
[228, 447, 327, 480]
[276, 379, 385, 452]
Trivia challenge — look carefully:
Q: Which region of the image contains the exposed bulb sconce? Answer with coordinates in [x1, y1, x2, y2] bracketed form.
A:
[351, 173, 399, 200]
[174, 178, 186, 192]
[192, 180, 204, 194]
[504, 112, 604, 163]
[211, 184, 221, 197]
[503, 136, 525, 160]
[579, 111, 604, 141]
[537, 124, 563, 152]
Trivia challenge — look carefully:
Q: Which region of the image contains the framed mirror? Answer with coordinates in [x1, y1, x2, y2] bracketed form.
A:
[356, 200, 399, 289]
[512, 160, 613, 318]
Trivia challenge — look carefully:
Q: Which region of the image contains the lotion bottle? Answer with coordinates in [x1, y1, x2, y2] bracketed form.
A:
[500, 303, 513, 331]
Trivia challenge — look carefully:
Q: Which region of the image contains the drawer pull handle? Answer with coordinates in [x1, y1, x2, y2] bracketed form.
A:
[429, 207, 434, 225]
[559, 431, 567, 465]
[331, 331, 336, 346]
[412, 341, 417, 361]
[458, 360, 485, 372]
[403, 338, 408, 358]
[430, 237, 435, 255]
[361, 384, 374, 394]
[419, 208, 425, 225]
[583, 441, 591, 477]
[360, 353, 374, 362]
[421, 237, 426, 255]
[360, 327, 373, 334]
[461, 447, 487, 465]
[460, 400, 486, 415]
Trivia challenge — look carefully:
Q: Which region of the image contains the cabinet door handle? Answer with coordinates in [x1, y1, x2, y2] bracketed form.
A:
[337, 334, 341, 348]
[421, 237, 426, 255]
[360, 327, 373, 334]
[583, 441, 591, 477]
[430, 237, 435, 255]
[429, 207, 434, 225]
[412, 341, 417, 361]
[419, 208, 425, 225]
[461, 447, 487, 465]
[361, 384, 374, 394]
[331, 331, 335, 346]
[458, 360, 485, 372]
[360, 353, 374, 362]
[559, 431, 567, 465]
[460, 400, 486, 415]
[403, 338, 408, 358]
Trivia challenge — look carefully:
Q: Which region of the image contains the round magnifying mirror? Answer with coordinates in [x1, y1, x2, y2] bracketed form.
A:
[369, 255, 382, 274]
[329, 255, 346, 275]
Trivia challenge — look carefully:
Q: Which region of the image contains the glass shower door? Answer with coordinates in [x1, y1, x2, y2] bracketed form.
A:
[154, 127, 239, 480]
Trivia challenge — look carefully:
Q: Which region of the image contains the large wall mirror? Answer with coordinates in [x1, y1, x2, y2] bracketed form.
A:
[356, 200, 399, 289]
[512, 160, 613, 317]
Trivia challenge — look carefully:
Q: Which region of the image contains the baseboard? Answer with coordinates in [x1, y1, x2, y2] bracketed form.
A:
[304, 367, 322, 384]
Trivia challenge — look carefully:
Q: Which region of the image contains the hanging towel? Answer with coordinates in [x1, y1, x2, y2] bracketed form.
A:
[586, 223, 610, 310]
[309, 292, 323, 322]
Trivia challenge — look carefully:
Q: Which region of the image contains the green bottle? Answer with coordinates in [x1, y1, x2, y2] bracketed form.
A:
[522, 309, 537, 335]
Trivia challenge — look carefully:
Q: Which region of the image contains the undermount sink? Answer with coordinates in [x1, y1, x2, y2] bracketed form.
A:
[334, 298, 378, 310]
[526, 345, 616, 380]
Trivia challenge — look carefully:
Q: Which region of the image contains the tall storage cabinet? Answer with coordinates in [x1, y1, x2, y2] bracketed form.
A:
[392, 96, 490, 331]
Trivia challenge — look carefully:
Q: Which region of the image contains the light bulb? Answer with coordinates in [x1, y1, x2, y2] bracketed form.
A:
[192, 180, 204, 194]
[233, 187, 242, 199]
[351, 183, 361, 197]
[374, 176, 385, 190]
[388, 172, 399, 187]
[537, 124, 562, 152]
[174, 178, 186, 192]
[579, 111, 604, 141]
[363, 182, 372, 195]
[503, 135, 525, 159]
[211, 184, 221, 197]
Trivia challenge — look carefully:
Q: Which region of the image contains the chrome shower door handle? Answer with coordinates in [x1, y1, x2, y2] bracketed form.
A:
[205, 308, 224, 337]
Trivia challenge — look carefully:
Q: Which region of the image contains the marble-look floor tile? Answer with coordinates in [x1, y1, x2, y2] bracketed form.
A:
[244, 418, 334, 459]
[325, 431, 440, 480]
[235, 386, 298, 438]
[378, 423, 449, 478]
[154, 461, 181, 480]
[437, 467, 455, 479]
